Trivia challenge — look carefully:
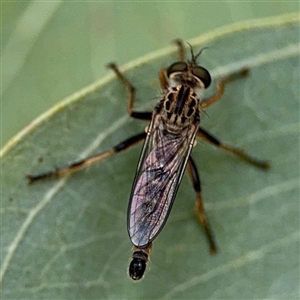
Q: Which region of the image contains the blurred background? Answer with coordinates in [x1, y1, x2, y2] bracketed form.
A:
[2, 1, 298, 147]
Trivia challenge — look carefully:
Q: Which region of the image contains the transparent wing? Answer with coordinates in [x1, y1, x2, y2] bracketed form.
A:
[127, 112, 199, 247]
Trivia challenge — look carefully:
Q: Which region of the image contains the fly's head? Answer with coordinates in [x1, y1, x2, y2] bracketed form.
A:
[166, 45, 211, 95]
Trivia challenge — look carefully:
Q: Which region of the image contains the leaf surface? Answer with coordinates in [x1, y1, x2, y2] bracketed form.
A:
[1, 15, 299, 299]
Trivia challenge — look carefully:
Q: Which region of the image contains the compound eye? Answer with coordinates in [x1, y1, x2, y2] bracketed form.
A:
[192, 66, 211, 88]
[166, 62, 188, 77]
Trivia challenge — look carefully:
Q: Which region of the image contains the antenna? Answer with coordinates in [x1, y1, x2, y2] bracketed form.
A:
[187, 42, 209, 64]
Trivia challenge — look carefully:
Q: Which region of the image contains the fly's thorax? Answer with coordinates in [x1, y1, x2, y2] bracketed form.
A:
[156, 85, 201, 134]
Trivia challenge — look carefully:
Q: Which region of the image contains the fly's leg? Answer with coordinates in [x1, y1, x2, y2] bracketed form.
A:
[107, 63, 152, 120]
[173, 38, 186, 61]
[201, 68, 249, 109]
[187, 156, 218, 254]
[27, 63, 153, 184]
[27, 132, 146, 184]
[198, 127, 270, 170]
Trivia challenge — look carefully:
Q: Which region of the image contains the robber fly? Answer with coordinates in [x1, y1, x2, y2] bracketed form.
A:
[27, 40, 269, 281]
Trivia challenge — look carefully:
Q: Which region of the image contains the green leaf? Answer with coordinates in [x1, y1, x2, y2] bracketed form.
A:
[1, 14, 299, 299]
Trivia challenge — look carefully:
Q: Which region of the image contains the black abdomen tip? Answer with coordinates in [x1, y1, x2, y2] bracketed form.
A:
[129, 257, 146, 280]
